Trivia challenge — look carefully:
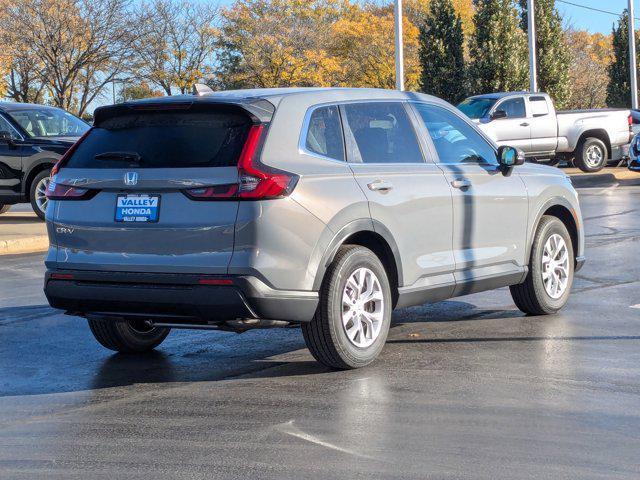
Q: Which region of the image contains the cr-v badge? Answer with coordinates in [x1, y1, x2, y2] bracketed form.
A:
[124, 172, 139, 186]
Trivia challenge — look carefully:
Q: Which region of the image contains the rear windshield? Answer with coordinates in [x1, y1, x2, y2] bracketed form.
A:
[66, 111, 251, 169]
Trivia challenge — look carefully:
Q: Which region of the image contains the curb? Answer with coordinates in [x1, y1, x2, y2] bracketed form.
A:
[0, 235, 49, 256]
[569, 173, 618, 189]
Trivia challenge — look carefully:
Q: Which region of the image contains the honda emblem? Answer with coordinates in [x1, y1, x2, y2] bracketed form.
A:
[124, 172, 139, 186]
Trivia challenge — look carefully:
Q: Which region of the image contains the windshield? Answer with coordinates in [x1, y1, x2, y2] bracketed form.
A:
[6, 107, 89, 138]
[457, 98, 497, 120]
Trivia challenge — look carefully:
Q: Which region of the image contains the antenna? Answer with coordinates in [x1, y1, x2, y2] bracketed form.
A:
[192, 83, 214, 96]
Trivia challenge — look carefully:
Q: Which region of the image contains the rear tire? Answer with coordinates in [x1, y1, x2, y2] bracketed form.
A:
[0, 204, 10, 214]
[29, 170, 51, 220]
[510, 216, 574, 315]
[88, 318, 171, 353]
[574, 137, 607, 173]
[302, 245, 392, 370]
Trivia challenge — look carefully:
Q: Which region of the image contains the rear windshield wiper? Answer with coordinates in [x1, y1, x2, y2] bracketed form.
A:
[94, 151, 143, 163]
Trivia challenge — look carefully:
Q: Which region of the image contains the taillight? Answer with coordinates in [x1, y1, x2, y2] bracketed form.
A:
[45, 182, 95, 200]
[183, 124, 298, 201]
[50, 128, 93, 177]
[629, 115, 634, 128]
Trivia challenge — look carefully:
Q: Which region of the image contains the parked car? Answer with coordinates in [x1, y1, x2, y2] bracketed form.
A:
[458, 92, 633, 173]
[628, 133, 640, 172]
[43, 88, 585, 369]
[0, 102, 90, 219]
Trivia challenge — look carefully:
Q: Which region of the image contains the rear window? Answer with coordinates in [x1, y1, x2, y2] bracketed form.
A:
[66, 111, 251, 169]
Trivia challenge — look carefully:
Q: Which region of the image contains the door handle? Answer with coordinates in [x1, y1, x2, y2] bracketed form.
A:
[451, 178, 472, 189]
[367, 180, 394, 192]
[520, 122, 530, 127]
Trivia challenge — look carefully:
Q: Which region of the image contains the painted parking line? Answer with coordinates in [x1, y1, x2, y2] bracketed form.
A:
[631, 304, 640, 309]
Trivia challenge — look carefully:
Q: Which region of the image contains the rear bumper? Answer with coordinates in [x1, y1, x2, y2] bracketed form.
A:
[44, 270, 318, 323]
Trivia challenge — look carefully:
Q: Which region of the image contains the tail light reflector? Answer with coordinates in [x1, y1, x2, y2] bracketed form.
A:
[51, 273, 74, 280]
[198, 278, 234, 286]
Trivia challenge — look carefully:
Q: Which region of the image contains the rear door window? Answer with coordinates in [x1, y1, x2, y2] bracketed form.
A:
[304, 105, 345, 161]
[66, 111, 251, 169]
[341, 102, 424, 164]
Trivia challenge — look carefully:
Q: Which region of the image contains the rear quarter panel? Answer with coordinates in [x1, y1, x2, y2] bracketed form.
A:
[231, 93, 371, 292]
[557, 110, 631, 152]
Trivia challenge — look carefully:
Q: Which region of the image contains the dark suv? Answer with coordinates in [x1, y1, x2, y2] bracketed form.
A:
[0, 102, 90, 219]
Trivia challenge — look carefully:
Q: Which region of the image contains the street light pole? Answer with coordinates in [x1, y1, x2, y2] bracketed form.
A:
[629, 0, 638, 109]
[527, 0, 538, 92]
[394, 0, 404, 91]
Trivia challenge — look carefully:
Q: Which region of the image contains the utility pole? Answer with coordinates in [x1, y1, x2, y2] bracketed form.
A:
[527, 0, 538, 92]
[394, 0, 404, 91]
[629, 0, 638, 109]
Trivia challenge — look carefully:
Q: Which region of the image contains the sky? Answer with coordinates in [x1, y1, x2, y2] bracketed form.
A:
[214, 0, 638, 34]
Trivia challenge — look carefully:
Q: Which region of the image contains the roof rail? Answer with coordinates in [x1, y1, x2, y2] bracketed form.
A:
[192, 83, 214, 96]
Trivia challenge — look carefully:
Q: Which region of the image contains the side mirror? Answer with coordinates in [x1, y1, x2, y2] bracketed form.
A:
[498, 146, 525, 168]
[0, 131, 14, 144]
[491, 110, 507, 120]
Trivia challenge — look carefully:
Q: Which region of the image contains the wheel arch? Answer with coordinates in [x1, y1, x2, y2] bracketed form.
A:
[527, 198, 581, 268]
[23, 159, 57, 199]
[313, 219, 402, 305]
[574, 129, 611, 159]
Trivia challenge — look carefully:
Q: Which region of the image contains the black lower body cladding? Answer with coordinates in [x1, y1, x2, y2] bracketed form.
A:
[44, 270, 318, 323]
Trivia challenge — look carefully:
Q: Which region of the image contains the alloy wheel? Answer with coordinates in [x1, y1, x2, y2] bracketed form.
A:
[341, 267, 385, 348]
[541, 233, 570, 299]
[34, 175, 50, 215]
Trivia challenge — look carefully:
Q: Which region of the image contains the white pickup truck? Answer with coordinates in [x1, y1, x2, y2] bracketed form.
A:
[458, 92, 633, 172]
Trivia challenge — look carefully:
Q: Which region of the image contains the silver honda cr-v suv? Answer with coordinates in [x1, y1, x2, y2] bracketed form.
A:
[44, 88, 585, 369]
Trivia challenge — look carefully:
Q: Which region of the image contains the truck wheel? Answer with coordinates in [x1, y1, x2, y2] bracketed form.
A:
[302, 245, 392, 369]
[575, 137, 607, 173]
[29, 170, 51, 220]
[88, 318, 171, 353]
[0, 204, 10, 214]
[510, 216, 574, 315]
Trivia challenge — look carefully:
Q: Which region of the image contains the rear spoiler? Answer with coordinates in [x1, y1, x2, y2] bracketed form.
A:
[94, 96, 276, 125]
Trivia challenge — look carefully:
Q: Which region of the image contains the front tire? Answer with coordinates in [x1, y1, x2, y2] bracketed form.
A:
[574, 137, 607, 173]
[29, 170, 51, 220]
[510, 216, 574, 315]
[302, 245, 392, 369]
[88, 318, 171, 353]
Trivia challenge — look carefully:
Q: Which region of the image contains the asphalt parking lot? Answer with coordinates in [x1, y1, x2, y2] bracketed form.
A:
[1, 183, 639, 479]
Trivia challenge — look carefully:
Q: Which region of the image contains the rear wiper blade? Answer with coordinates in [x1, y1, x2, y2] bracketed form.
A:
[94, 151, 142, 163]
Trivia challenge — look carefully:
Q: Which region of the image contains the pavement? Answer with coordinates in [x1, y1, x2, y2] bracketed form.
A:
[0, 184, 639, 479]
[0, 205, 47, 255]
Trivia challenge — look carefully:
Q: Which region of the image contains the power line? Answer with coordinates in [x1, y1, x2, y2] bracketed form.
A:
[556, 0, 640, 22]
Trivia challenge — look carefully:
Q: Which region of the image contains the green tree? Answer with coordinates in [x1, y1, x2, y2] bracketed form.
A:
[418, 0, 466, 103]
[468, 0, 528, 94]
[519, 0, 571, 108]
[118, 81, 164, 102]
[607, 10, 639, 108]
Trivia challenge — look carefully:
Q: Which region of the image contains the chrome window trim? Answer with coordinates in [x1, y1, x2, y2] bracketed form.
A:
[0, 112, 25, 141]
